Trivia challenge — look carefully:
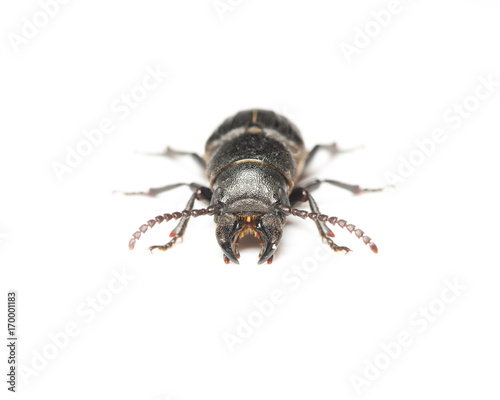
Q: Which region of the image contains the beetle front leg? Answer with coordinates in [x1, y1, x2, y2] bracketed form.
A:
[289, 188, 351, 254]
[149, 185, 213, 253]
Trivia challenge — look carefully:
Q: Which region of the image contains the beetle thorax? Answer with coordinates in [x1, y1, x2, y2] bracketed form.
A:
[212, 162, 289, 214]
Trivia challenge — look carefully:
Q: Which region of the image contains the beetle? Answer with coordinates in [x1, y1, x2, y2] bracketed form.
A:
[125, 109, 382, 264]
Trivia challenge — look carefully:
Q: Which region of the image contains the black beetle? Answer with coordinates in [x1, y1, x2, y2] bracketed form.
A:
[125, 109, 382, 264]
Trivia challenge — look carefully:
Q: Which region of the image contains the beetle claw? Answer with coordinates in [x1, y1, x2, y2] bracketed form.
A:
[324, 237, 351, 254]
[148, 237, 179, 253]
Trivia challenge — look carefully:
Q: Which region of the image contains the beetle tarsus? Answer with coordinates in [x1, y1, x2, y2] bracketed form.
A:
[324, 237, 352, 254]
[149, 237, 178, 253]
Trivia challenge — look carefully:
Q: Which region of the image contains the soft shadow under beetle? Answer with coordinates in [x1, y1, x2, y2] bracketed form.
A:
[125, 109, 382, 264]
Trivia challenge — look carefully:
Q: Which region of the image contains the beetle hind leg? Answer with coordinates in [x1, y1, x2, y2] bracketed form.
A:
[138, 146, 206, 170]
[305, 142, 362, 168]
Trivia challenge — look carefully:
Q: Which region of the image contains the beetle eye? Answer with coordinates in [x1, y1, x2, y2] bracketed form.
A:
[213, 187, 223, 199]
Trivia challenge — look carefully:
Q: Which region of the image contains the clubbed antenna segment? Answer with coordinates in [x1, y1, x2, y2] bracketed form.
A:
[275, 204, 378, 254]
[128, 203, 222, 251]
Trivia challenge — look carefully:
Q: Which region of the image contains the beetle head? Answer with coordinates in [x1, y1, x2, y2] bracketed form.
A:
[216, 211, 285, 265]
[211, 162, 289, 264]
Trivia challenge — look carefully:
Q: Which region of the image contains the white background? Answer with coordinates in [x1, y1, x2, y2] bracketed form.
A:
[1, 0, 500, 399]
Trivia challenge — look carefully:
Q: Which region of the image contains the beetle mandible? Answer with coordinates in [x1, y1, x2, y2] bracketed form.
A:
[125, 109, 382, 264]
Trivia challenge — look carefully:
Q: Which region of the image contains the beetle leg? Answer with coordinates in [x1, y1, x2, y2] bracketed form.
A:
[305, 142, 362, 168]
[148, 192, 196, 253]
[138, 146, 206, 170]
[149, 186, 213, 253]
[129, 202, 221, 251]
[115, 182, 206, 197]
[149, 237, 181, 253]
[289, 188, 350, 254]
[289, 187, 333, 238]
[275, 204, 378, 254]
[300, 178, 386, 196]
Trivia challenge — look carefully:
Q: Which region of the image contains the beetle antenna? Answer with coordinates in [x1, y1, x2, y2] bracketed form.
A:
[128, 203, 222, 250]
[275, 204, 378, 254]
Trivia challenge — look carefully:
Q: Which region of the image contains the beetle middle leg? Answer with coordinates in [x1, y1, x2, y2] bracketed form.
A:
[289, 187, 351, 254]
[148, 185, 213, 253]
[116, 182, 206, 197]
[300, 178, 385, 196]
